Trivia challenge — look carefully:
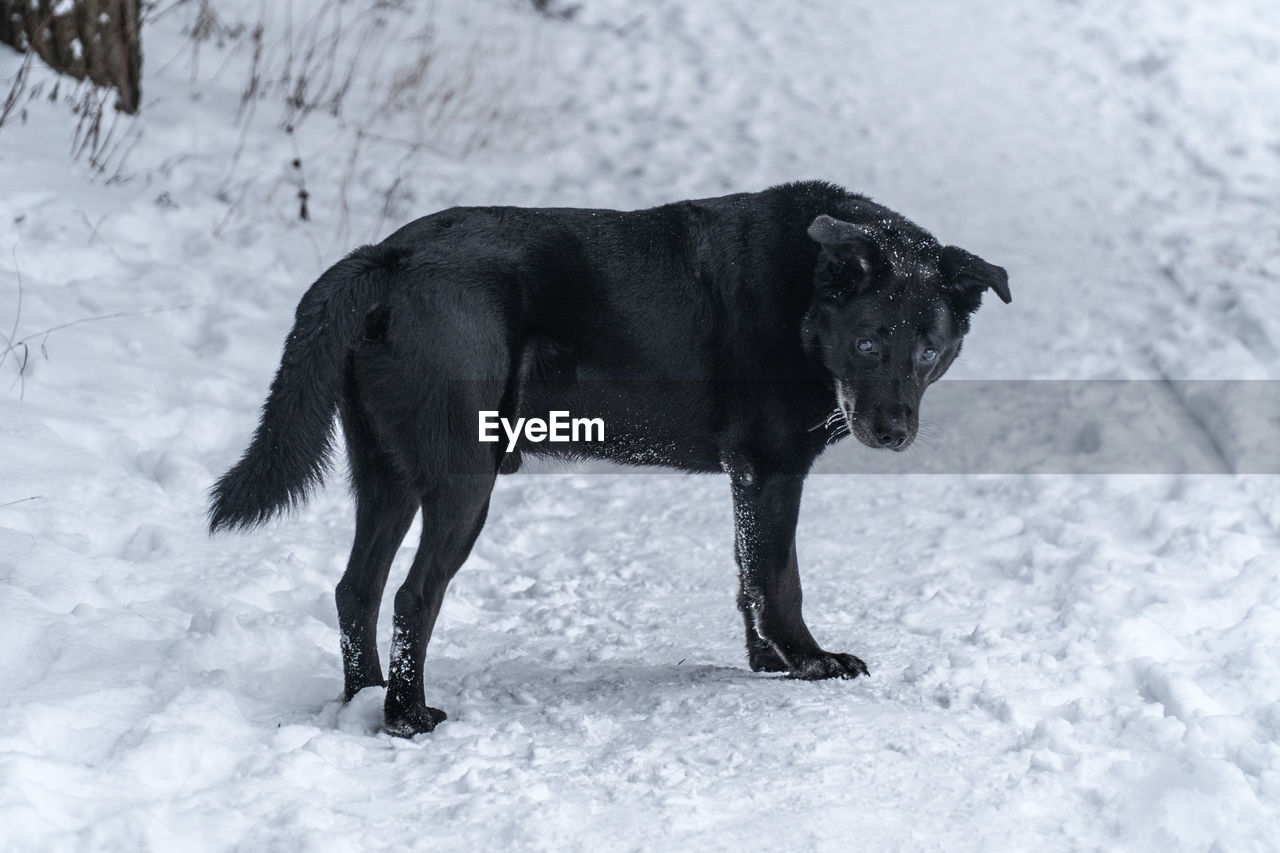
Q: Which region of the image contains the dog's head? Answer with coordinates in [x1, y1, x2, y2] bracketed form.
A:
[802, 213, 1011, 451]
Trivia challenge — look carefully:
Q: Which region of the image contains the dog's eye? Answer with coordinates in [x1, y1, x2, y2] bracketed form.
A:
[856, 338, 877, 355]
[920, 347, 938, 363]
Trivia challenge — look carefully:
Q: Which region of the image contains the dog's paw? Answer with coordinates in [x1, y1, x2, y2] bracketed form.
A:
[747, 642, 789, 672]
[384, 702, 448, 738]
[786, 651, 870, 681]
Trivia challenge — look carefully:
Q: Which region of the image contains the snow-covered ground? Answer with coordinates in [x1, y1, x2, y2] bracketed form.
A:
[2, 0, 1279, 849]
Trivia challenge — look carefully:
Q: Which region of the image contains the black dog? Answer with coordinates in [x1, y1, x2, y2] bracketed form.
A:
[209, 180, 1010, 736]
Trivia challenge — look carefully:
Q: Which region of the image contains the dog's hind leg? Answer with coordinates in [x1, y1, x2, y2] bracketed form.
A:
[335, 485, 417, 700]
[349, 288, 509, 735]
[384, 471, 495, 737]
[335, 356, 419, 701]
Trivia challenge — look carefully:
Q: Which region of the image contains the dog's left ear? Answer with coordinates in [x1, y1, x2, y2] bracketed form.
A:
[940, 245, 1011, 306]
[808, 215, 881, 276]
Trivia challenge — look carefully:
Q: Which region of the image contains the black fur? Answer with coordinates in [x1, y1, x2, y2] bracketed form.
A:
[208, 180, 1010, 736]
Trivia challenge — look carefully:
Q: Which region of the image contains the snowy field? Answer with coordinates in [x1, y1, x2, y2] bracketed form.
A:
[2, 0, 1279, 849]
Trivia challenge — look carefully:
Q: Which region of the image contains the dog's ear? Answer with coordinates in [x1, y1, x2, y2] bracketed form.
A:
[807, 215, 880, 276]
[940, 245, 1011, 307]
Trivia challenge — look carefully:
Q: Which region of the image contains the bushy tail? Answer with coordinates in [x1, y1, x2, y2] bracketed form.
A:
[208, 247, 399, 532]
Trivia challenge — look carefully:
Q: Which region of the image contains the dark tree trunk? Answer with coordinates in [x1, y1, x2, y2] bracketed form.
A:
[0, 0, 142, 114]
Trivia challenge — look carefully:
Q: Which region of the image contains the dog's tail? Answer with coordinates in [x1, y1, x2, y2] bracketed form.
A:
[208, 245, 408, 533]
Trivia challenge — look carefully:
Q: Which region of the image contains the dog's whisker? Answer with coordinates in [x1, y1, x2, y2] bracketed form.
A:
[810, 409, 842, 432]
[825, 421, 852, 444]
[810, 406, 849, 433]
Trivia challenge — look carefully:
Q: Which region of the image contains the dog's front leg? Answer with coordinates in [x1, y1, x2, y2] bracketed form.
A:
[728, 462, 869, 680]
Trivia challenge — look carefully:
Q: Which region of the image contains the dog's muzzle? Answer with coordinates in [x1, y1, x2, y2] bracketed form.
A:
[836, 381, 914, 451]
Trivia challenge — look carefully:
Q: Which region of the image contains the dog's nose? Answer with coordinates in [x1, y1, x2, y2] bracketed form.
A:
[877, 428, 908, 448]
[875, 409, 910, 448]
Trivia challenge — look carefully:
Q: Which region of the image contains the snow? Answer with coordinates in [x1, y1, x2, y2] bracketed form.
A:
[2, 0, 1279, 849]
